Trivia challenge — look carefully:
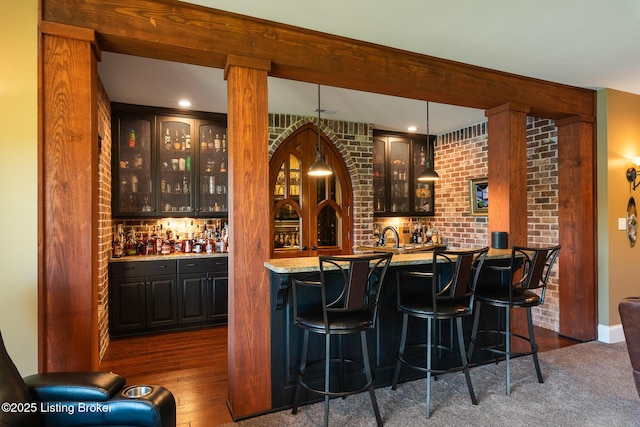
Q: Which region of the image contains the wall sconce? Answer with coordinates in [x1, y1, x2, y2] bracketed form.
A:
[626, 157, 640, 190]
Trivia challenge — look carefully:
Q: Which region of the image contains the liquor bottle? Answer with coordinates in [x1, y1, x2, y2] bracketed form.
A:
[214, 134, 221, 152]
[174, 235, 183, 253]
[145, 231, 155, 255]
[126, 231, 138, 256]
[112, 230, 123, 258]
[186, 154, 191, 172]
[201, 132, 207, 151]
[208, 130, 214, 151]
[180, 130, 186, 150]
[164, 128, 171, 150]
[128, 128, 136, 148]
[173, 131, 181, 150]
[426, 223, 433, 243]
[222, 134, 227, 152]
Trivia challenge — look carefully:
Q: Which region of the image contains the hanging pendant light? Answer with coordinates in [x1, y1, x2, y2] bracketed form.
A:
[417, 101, 440, 182]
[308, 84, 333, 177]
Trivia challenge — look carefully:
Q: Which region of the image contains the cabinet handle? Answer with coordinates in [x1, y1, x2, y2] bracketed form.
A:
[187, 263, 198, 267]
[156, 264, 168, 269]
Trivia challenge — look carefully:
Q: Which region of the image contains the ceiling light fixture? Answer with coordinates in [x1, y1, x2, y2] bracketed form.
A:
[417, 102, 440, 182]
[308, 84, 333, 177]
[178, 99, 191, 107]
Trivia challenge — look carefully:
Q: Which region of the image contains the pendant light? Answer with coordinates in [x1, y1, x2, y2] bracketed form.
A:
[308, 84, 333, 177]
[417, 101, 440, 181]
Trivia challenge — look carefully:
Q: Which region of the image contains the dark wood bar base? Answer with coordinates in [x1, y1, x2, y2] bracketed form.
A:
[269, 258, 509, 411]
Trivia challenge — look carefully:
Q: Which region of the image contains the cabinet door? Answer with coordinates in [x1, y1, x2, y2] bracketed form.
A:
[412, 138, 435, 214]
[178, 274, 208, 324]
[373, 137, 387, 213]
[146, 276, 178, 328]
[158, 116, 195, 216]
[388, 137, 411, 213]
[208, 273, 228, 322]
[373, 132, 435, 217]
[196, 120, 228, 216]
[112, 112, 155, 217]
[110, 277, 146, 334]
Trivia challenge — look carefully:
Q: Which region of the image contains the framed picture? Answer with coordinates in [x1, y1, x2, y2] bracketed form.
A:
[469, 177, 488, 215]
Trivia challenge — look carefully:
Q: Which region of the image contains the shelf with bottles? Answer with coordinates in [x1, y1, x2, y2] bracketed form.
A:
[274, 219, 301, 250]
[373, 130, 435, 217]
[112, 103, 228, 218]
[199, 175, 227, 214]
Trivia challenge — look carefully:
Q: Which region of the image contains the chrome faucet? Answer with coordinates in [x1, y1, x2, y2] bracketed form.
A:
[378, 226, 400, 248]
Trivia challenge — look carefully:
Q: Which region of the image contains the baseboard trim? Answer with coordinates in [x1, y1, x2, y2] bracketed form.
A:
[598, 323, 625, 343]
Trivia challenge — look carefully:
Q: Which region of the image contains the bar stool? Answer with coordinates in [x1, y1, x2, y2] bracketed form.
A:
[467, 245, 561, 395]
[291, 253, 393, 427]
[391, 247, 489, 418]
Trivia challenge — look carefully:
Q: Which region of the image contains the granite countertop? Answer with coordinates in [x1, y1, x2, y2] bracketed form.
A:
[264, 248, 512, 274]
[110, 252, 228, 263]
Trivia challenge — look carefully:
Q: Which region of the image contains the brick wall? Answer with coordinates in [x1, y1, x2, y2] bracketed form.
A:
[97, 81, 112, 360]
[428, 117, 559, 331]
[526, 117, 560, 330]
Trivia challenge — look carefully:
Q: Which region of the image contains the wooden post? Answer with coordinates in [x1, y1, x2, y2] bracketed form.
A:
[485, 103, 530, 247]
[39, 22, 101, 371]
[556, 116, 597, 341]
[224, 55, 272, 418]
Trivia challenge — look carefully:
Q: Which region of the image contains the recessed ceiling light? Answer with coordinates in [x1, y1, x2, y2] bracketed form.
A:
[407, 126, 417, 132]
[178, 100, 191, 107]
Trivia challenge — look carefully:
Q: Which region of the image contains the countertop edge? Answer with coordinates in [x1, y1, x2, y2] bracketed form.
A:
[264, 248, 512, 274]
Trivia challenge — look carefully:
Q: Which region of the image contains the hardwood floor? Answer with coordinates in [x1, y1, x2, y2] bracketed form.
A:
[99, 325, 578, 427]
[99, 327, 231, 427]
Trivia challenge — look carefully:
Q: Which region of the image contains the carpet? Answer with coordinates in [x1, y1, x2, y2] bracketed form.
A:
[224, 341, 640, 426]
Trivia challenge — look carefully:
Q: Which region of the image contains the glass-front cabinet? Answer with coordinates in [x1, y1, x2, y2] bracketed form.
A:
[158, 116, 194, 215]
[197, 121, 228, 215]
[270, 124, 352, 258]
[373, 130, 435, 217]
[112, 103, 227, 218]
[113, 112, 156, 216]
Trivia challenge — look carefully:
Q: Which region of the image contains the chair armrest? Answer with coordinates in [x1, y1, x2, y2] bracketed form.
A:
[23, 372, 125, 402]
[27, 383, 176, 427]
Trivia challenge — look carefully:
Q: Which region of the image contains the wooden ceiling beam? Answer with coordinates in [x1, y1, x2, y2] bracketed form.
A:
[42, 0, 595, 118]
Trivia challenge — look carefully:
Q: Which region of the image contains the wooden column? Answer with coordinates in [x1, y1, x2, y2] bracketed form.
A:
[485, 103, 530, 247]
[556, 116, 597, 341]
[39, 22, 100, 371]
[224, 55, 272, 418]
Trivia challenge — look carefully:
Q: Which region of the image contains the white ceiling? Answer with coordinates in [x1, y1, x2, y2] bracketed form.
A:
[98, 0, 640, 134]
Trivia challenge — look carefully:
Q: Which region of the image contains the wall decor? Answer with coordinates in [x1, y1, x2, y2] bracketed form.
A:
[469, 177, 488, 216]
[627, 196, 637, 247]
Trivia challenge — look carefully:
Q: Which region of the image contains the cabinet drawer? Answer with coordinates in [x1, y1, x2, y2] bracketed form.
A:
[178, 257, 228, 274]
[111, 260, 177, 278]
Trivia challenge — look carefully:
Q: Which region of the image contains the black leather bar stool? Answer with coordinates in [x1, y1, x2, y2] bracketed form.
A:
[391, 247, 489, 418]
[291, 252, 393, 427]
[468, 245, 561, 395]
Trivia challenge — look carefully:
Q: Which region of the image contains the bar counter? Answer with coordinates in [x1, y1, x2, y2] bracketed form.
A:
[265, 249, 511, 411]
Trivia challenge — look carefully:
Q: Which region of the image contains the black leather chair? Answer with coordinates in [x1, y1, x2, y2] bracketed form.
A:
[619, 296, 640, 398]
[391, 246, 489, 418]
[468, 245, 561, 395]
[0, 331, 176, 427]
[290, 252, 393, 427]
